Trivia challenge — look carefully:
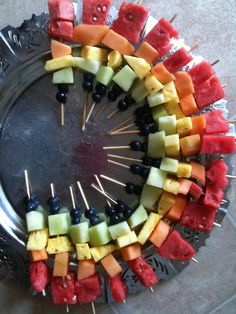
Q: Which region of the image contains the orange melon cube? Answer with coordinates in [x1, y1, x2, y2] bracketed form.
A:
[190, 115, 206, 135]
[120, 243, 142, 261]
[190, 161, 206, 185]
[73, 24, 109, 46]
[149, 220, 171, 248]
[178, 178, 193, 195]
[174, 71, 195, 99]
[77, 259, 96, 281]
[180, 94, 198, 116]
[53, 252, 69, 277]
[100, 254, 122, 278]
[151, 62, 175, 85]
[29, 250, 48, 263]
[101, 30, 135, 55]
[166, 195, 187, 221]
[179, 135, 201, 157]
[51, 39, 72, 59]
[135, 41, 160, 64]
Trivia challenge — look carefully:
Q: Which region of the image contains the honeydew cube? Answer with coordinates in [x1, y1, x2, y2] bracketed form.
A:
[140, 184, 163, 210]
[147, 131, 166, 158]
[159, 115, 177, 135]
[160, 157, 178, 174]
[59, 207, 70, 214]
[81, 46, 108, 62]
[73, 57, 101, 74]
[164, 101, 185, 119]
[26, 228, 49, 251]
[53, 67, 74, 84]
[145, 73, 163, 94]
[148, 92, 165, 107]
[146, 167, 167, 188]
[177, 162, 192, 178]
[165, 134, 180, 156]
[98, 213, 108, 223]
[158, 192, 176, 215]
[163, 81, 179, 103]
[107, 51, 123, 69]
[124, 55, 151, 79]
[90, 244, 117, 263]
[117, 231, 138, 249]
[127, 204, 148, 229]
[26, 211, 46, 233]
[112, 65, 137, 92]
[69, 221, 89, 244]
[76, 243, 91, 260]
[163, 177, 180, 195]
[138, 213, 162, 245]
[108, 221, 131, 240]
[46, 236, 74, 254]
[131, 79, 149, 103]
[44, 55, 74, 72]
[176, 117, 192, 138]
[89, 221, 112, 247]
[152, 105, 169, 124]
[48, 213, 71, 236]
[96, 66, 114, 86]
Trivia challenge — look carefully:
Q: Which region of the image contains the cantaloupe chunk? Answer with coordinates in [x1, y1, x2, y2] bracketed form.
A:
[190, 115, 206, 135]
[73, 24, 110, 46]
[53, 252, 69, 277]
[151, 62, 175, 84]
[120, 243, 142, 261]
[100, 254, 122, 278]
[135, 41, 160, 64]
[166, 195, 187, 221]
[149, 220, 171, 248]
[178, 178, 193, 195]
[29, 250, 48, 263]
[51, 39, 72, 59]
[190, 161, 206, 185]
[179, 135, 201, 157]
[101, 30, 135, 55]
[180, 94, 198, 116]
[77, 259, 96, 281]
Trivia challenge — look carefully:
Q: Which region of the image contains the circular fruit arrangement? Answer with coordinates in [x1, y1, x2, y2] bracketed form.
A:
[4, 0, 236, 310]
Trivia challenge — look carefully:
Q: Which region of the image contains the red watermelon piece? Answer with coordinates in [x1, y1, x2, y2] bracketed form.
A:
[189, 182, 203, 200]
[111, 2, 149, 43]
[29, 261, 50, 293]
[82, 0, 112, 25]
[188, 60, 215, 88]
[48, 0, 74, 22]
[128, 257, 158, 288]
[180, 202, 216, 232]
[158, 17, 179, 38]
[205, 110, 229, 135]
[51, 273, 77, 305]
[206, 160, 228, 189]
[200, 135, 236, 154]
[109, 274, 128, 303]
[194, 76, 225, 109]
[48, 20, 73, 41]
[163, 48, 193, 73]
[156, 229, 196, 261]
[202, 184, 224, 210]
[75, 273, 102, 305]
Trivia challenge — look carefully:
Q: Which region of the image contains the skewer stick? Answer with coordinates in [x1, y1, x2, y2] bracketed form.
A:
[191, 257, 198, 263]
[91, 302, 96, 314]
[107, 109, 119, 120]
[228, 120, 236, 124]
[77, 181, 89, 210]
[93, 101, 109, 121]
[108, 154, 142, 163]
[69, 186, 76, 209]
[226, 174, 236, 179]
[189, 43, 199, 52]
[86, 102, 96, 124]
[103, 146, 130, 150]
[94, 175, 111, 207]
[211, 60, 220, 67]
[149, 287, 154, 293]
[107, 116, 134, 134]
[91, 184, 117, 204]
[110, 130, 141, 136]
[108, 159, 130, 169]
[100, 174, 126, 187]
[61, 103, 65, 126]
[110, 123, 136, 135]
[24, 170, 31, 199]
[42, 289, 46, 296]
[82, 90, 88, 131]
[169, 14, 177, 23]
[66, 305, 69, 313]
[50, 183, 55, 198]
[213, 222, 222, 228]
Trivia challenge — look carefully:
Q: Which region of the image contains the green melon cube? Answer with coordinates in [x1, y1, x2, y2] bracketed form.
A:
[73, 57, 101, 74]
[48, 213, 71, 236]
[152, 105, 169, 124]
[112, 65, 137, 92]
[69, 221, 89, 244]
[146, 167, 168, 188]
[147, 131, 166, 158]
[89, 221, 112, 247]
[127, 204, 148, 229]
[96, 66, 114, 86]
[140, 184, 162, 210]
[159, 115, 177, 135]
[26, 211, 46, 233]
[52, 67, 74, 84]
[148, 92, 165, 107]
[108, 221, 131, 240]
[131, 79, 149, 103]
[160, 157, 179, 174]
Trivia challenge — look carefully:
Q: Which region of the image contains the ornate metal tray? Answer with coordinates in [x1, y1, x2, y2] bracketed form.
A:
[0, 4, 233, 302]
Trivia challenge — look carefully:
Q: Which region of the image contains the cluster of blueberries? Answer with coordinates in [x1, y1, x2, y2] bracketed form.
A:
[105, 200, 134, 225]
[84, 207, 100, 226]
[83, 73, 108, 104]
[48, 195, 61, 215]
[56, 84, 69, 104]
[23, 194, 40, 212]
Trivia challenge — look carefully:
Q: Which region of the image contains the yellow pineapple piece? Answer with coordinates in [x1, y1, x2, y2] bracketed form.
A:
[177, 162, 192, 178]
[107, 51, 123, 69]
[46, 236, 74, 254]
[163, 177, 180, 195]
[138, 213, 162, 245]
[176, 117, 192, 138]
[90, 244, 117, 263]
[26, 228, 49, 251]
[76, 243, 91, 260]
[124, 55, 151, 79]
[163, 81, 179, 103]
[44, 55, 74, 72]
[145, 73, 163, 94]
[165, 134, 180, 156]
[164, 101, 185, 119]
[157, 192, 176, 215]
[81, 46, 108, 62]
[117, 231, 138, 249]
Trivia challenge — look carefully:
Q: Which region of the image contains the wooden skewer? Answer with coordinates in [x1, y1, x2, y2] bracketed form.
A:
[226, 174, 236, 179]
[110, 123, 136, 135]
[211, 59, 220, 67]
[213, 222, 222, 228]
[100, 174, 126, 187]
[108, 159, 130, 169]
[107, 109, 119, 120]
[69, 185, 77, 209]
[61, 103, 65, 126]
[169, 14, 177, 23]
[86, 102, 96, 124]
[82, 90, 88, 131]
[191, 257, 198, 263]
[110, 130, 141, 136]
[189, 43, 199, 52]
[50, 183, 55, 198]
[103, 146, 130, 150]
[228, 120, 236, 124]
[93, 100, 110, 122]
[66, 305, 69, 313]
[24, 169, 31, 199]
[108, 154, 142, 163]
[42, 289, 46, 296]
[149, 287, 154, 293]
[91, 183, 117, 204]
[91, 302, 96, 314]
[77, 181, 89, 210]
[94, 175, 111, 207]
[107, 116, 134, 134]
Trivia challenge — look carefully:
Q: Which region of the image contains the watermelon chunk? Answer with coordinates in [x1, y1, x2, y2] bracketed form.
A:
[205, 110, 229, 135]
[29, 261, 50, 293]
[180, 202, 216, 232]
[194, 76, 225, 109]
[75, 273, 102, 304]
[206, 160, 228, 189]
[202, 184, 224, 210]
[48, 20, 73, 41]
[163, 48, 193, 73]
[82, 0, 112, 25]
[187, 60, 215, 87]
[158, 17, 179, 38]
[48, 0, 74, 22]
[111, 2, 149, 44]
[109, 274, 128, 303]
[156, 229, 196, 261]
[189, 182, 203, 200]
[51, 273, 77, 305]
[128, 257, 158, 288]
[200, 135, 236, 154]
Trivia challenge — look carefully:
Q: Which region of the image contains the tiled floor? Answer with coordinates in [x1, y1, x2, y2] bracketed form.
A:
[0, 0, 236, 313]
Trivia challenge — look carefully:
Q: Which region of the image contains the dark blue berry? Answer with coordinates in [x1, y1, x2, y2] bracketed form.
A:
[142, 156, 153, 166]
[130, 164, 142, 175]
[92, 93, 102, 103]
[140, 167, 149, 178]
[57, 84, 69, 94]
[124, 94, 135, 106]
[118, 100, 128, 112]
[144, 114, 154, 124]
[135, 118, 146, 127]
[72, 217, 81, 225]
[140, 124, 152, 136]
[82, 80, 93, 92]
[134, 107, 144, 117]
[56, 91, 67, 104]
[70, 207, 81, 219]
[50, 205, 61, 215]
[125, 207, 133, 218]
[141, 143, 147, 153]
[105, 206, 116, 217]
[110, 214, 121, 225]
[114, 200, 127, 213]
[90, 216, 100, 226]
[48, 196, 60, 207]
[83, 73, 94, 82]
[125, 183, 136, 195]
[134, 185, 142, 196]
[107, 91, 117, 101]
[85, 207, 96, 219]
[130, 141, 142, 151]
[112, 84, 123, 95]
[152, 158, 161, 168]
[96, 83, 107, 96]
[25, 202, 36, 213]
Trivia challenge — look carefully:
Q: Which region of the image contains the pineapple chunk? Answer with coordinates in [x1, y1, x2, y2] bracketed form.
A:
[46, 236, 74, 254]
[145, 73, 163, 94]
[76, 243, 91, 260]
[90, 244, 117, 263]
[163, 177, 180, 195]
[44, 55, 74, 72]
[165, 134, 180, 157]
[26, 229, 49, 251]
[81, 46, 108, 62]
[117, 231, 138, 249]
[176, 117, 192, 138]
[177, 162, 192, 178]
[124, 55, 151, 79]
[164, 101, 185, 119]
[138, 213, 162, 245]
[158, 192, 176, 215]
[73, 57, 101, 74]
[163, 81, 179, 103]
[107, 51, 123, 69]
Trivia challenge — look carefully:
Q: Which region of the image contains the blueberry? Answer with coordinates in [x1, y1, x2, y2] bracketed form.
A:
[56, 91, 67, 104]
[70, 207, 81, 219]
[82, 80, 93, 92]
[152, 158, 161, 168]
[25, 202, 36, 213]
[48, 196, 60, 207]
[105, 206, 116, 217]
[124, 94, 135, 106]
[144, 114, 154, 124]
[114, 200, 127, 213]
[125, 206, 133, 218]
[130, 164, 141, 175]
[92, 93, 102, 103]
[95, 83, 107, 96]
[140, 167, 149, 178]
[149, 124, 157, 133]
[112, 84, 123, 95]
[110, 214, 121, 225]
[72, 217, 81, 225]
[135, 118, 146, 127]
[140, 124, 151, 136]
[134, 107, 144, 118]
[50, 205, 61, 215]
[134, 185, 142, 196]
[130, 141, 142, 151]
[142, 103, 151, 114]
[85, 207, 96, 219]
[125, 183, 135, 195]
[90, 216, 100, 226]
[117, 100, 128, 112]
[141, 143, 147, 153]
[83, 73, 94, 82]
[142, 156, 153, 166]
[107, 91, 117, 102]
[57, 84, 69, 94]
